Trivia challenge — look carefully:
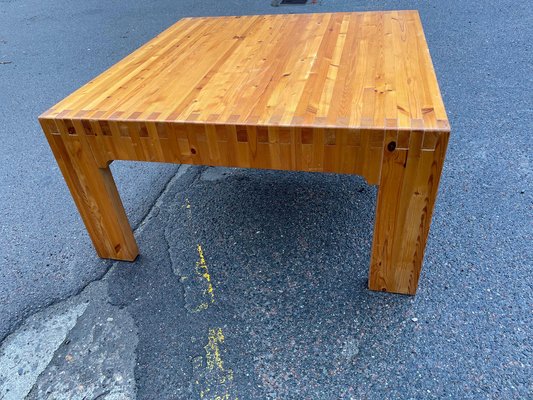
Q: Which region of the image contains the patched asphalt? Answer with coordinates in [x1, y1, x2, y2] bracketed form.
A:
[1, 0, 532, 399]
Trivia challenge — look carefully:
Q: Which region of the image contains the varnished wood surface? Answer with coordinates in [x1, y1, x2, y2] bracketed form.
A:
[39, 11, 450, 295]
[40, 10, 448, 131]
[369, 130, 449, 294]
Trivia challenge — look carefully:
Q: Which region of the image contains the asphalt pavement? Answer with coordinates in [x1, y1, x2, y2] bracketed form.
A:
[0, 0, 531, 399]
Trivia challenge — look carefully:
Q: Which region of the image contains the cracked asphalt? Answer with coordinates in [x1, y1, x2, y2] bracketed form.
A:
[0, 0, 532, 399]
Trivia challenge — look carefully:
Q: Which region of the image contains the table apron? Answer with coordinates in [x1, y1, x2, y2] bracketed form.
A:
[40, 119, 402, 185]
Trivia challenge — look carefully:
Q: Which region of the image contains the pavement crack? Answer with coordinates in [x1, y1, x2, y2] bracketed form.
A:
[1, 163, 201, 398]
[0, 300, 88, 399]
[164, 170, 219, 314]
[19, 281, 138, 400]
[89, 389, 111, 400]
[0, 267, 109, 346]
[1, 165, 199, 346]
[163, 222, 185, 307]
[134, 164, 191, 232]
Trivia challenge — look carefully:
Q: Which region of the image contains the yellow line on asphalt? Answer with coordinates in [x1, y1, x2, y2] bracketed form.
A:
[196, 244, 215, 305]
[197, 328, 238, 400]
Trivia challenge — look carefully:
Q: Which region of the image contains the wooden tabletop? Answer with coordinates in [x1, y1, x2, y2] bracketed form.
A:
[41, 10, 449, 133]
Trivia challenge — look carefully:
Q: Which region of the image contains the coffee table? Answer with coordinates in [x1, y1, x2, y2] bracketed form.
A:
[39, 11, 450, 295]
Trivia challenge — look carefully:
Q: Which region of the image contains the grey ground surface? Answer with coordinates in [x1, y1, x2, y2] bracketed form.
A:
[0, 0, 531, 399]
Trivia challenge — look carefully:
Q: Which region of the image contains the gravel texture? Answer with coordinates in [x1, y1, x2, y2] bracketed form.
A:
[0, 0, 531, 398]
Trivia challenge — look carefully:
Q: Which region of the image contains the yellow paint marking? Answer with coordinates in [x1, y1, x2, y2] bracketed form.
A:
[195, 328, 238, 399]
[196, 244, 215, 305]
[180, 199, 216, 312]
[205, 328, 226, 372]
[182, 201, 237, 399]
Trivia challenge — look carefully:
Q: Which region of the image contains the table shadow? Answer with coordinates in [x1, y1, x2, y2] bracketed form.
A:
[107, 166, 414, 399]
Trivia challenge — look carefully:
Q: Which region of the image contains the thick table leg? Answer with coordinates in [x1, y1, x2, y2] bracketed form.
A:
[45, 131, 139, 261]
[369, 131, 449, 295]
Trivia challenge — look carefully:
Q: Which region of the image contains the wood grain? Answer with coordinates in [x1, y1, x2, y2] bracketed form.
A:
[40, 11, 448, 132]
[369, 129, 449, 294]
[40, 119, 138, 261]
[39, 11, 450, 294]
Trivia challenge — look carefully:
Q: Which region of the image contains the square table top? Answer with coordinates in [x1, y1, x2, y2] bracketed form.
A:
[41, 10, 449, 133]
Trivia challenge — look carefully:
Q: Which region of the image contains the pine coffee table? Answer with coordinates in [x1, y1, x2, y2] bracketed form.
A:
[39, 11, 450, 295]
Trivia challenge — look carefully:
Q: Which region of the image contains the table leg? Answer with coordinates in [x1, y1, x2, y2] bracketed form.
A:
[369, 131, 449, 295]
[45, 131, 139, 261]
